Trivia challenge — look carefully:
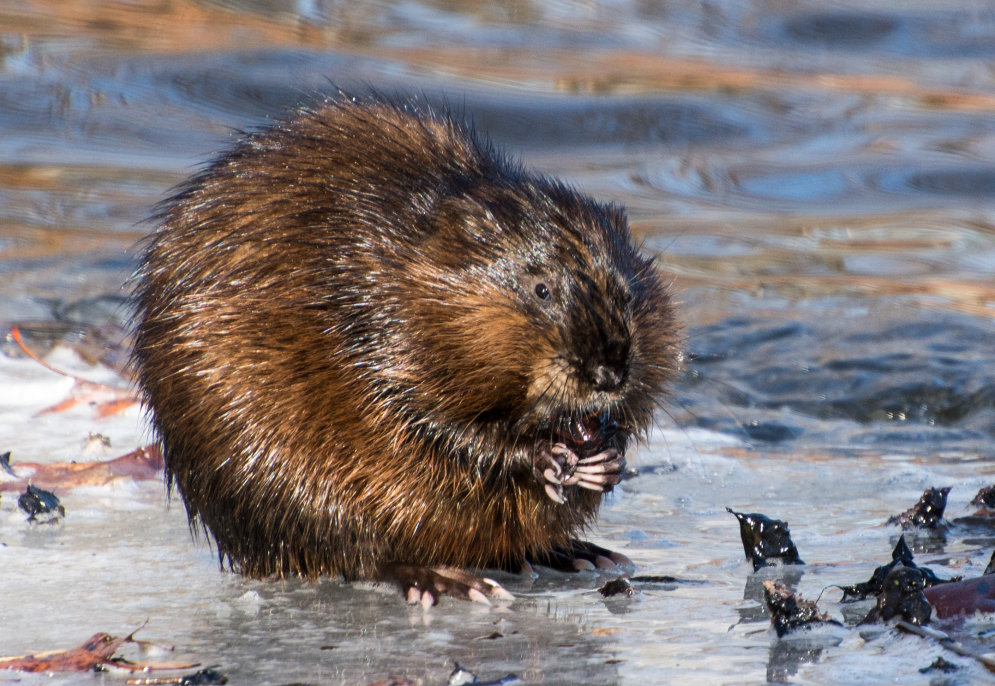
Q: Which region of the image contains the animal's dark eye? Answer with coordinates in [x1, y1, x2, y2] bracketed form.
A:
[534, 282, 551, 301]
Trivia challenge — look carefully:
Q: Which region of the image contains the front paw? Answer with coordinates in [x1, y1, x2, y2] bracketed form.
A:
[573, 448, 624, 492]
[537, 443, 578, 504]
[537, 443, 625, 504]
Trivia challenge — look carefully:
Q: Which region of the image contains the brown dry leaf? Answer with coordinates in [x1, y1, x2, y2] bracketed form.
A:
[34, 379, 138, 418]
[0, 628, 197, 675]
[590, 627, 625, 636]
[94, 395, 142, 418]
[7, 326, 138, 418]
[0, 632, 127, 673]
[0, 445, 163, 493]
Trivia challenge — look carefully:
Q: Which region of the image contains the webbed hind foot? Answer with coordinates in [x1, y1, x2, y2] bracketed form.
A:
[527, 539, 633, 572]
[380, 563, 514, 608]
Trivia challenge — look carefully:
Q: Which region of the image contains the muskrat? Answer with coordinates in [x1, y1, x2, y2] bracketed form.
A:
[132, 94, 679, 605]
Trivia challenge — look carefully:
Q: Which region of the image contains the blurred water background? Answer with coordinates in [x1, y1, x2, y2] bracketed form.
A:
[1, 1, 994, 684]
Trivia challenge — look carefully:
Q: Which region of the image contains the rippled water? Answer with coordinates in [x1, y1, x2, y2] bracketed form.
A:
[1, 1, 994, 685]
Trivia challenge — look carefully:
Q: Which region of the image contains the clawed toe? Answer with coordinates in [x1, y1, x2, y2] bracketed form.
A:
[540, 446, 624, 499]
[574, 464, 622, 491]
[527, 539, 634, 573]
[550, 443, 579, 465]
[607, 550, 633, 566]
[576, 448, 620, 465]
[384, 563, 513, 606]
[544, 483, 566, 504]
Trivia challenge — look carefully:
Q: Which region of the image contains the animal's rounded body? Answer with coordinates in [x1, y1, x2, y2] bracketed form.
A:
[132, 96, 678, 601]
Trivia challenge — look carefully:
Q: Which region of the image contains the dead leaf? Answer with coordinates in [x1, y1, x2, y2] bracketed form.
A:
[0, 627, 197, 675]
[0, 632, 127, 673]
[0, 445, 163, 493]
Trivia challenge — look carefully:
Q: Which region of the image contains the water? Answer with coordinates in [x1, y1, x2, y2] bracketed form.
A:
[1, 1, 994, 684]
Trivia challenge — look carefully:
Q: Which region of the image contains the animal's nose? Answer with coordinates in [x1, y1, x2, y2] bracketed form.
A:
[589, 338, 629, 392]
[591, 363, 624, 392]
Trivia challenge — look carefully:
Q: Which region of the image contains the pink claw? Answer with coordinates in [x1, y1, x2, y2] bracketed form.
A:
[545, 483, 566, 504]
[551, 443, 580, 466]
[574, 462, 613, 475]
[577, 448, 619, 465]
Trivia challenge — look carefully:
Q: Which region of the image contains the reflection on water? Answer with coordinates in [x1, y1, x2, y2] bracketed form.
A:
[1, 1, 994, 684]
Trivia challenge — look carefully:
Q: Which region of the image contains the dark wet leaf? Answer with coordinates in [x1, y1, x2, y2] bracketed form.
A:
[18, 483, 65, 523]
[840, 535, 956, 601]
[886, 486, 951, 529]
[448, 662, 519, 686]
[0, 450, 15, 476]
[919, 657, 960, 674]
[860, 566, 932, 625]
[126, 668, 229, 685]
[727, 508, 804, 571]
[892, 535, 915, 563]
[599, 576, 636, 598]
[178, 667, 228, 685]
[761, 580, 842, 637]
[972, 485, 995, 510]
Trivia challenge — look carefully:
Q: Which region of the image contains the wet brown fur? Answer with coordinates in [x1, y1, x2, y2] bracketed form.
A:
[132, 95, 679, 580]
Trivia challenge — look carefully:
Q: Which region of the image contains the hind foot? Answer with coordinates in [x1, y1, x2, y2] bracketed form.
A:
[380, 563, 514, 608]
[527, 539, 633, 572]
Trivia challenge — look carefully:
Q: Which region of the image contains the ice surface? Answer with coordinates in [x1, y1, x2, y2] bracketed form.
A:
[1, 350, 992, 685]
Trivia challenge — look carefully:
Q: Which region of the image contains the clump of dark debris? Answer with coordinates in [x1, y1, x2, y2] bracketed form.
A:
[728, 507, 804, 571]
[762, 580, 842, 637]
[887, 486, 950, 529]
[919, 656, 960, 674]
[599, 576, 637, 598]
[18, 483, 65, 524]
[859, 566, 932, 626]
[972, 485, 995, 509]
[839, 535, 957, 602]
[447, 662, 519, 686]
